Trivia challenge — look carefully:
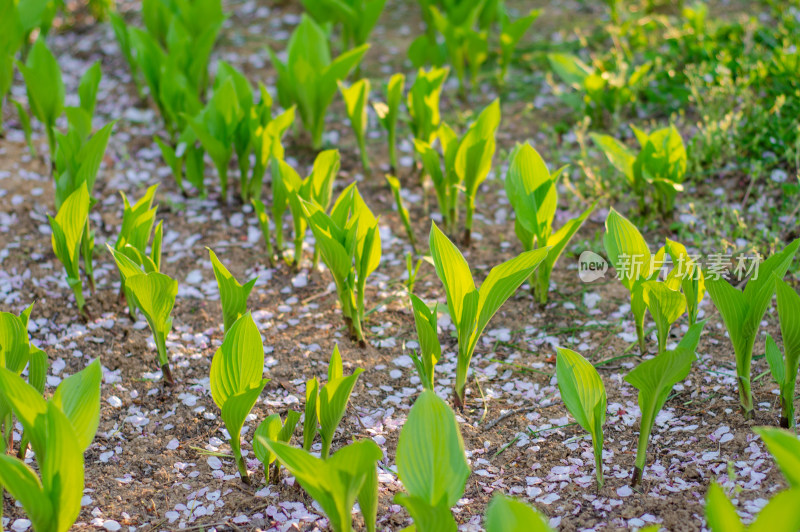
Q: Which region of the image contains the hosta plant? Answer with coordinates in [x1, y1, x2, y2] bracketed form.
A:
[207, 248, 257, 332]
[0, 360, 101, 532]
[705, 482, 800, 531]
[485, 494, 554, 532]
[547, 53, 651, 126]
[505, 143, 596, 304]
[661, 238, 705, 325]
[753, 427, 800, 487]
[556, 347, 606, 488]
[625, 319, 706, 486]
[454, 98, 500, 245]
[303, 345, 364, 458]
[414, 122, 459, 230]
[210, 312, 269, 484]
[372, 73, 404, 171]
[591, 125, 687, 215]
[301, 183, 380, 344]
[765, 277, 800, 428]
[16, 38, 64, 159]
[339, 78, 371, 173]
[407, 66, 448, 145]
[268, 15, 369, 149]
[301, 0, 387, 54]
[394, 390, 469, 531]
[497, 10, 540, 84]
[385, 174, 418, 253]
[429, 222, 548, 407]
[49, 184, 91, 317]
[125, 271, 179, 385]
[248, 96, 295, 201]
[641, 280, 686, 355]
[409, 294, 440, 390]
[604, 207, 663, 354]
[252, 411, 300, 483]
[705, 238, 799, 418]
[261, 438, 381, 532]
[275, 150, 340, 267]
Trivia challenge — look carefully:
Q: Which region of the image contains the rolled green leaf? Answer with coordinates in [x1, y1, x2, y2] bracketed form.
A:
[485, 493, 553, 532]
[207, 248, 257, 332]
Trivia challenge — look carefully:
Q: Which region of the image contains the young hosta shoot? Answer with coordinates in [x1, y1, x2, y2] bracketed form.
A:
[765, 278, 800, 428]
[207, 248, 257, 332]
[409, 294, 440, 390]
[625, 319, 706, 486]
[303, 345, 364, 458]
[604, 208, 662, 354]
[302, 0, 387, 53]
[302, 184, 380, 344]
[592, 125, 687, 214]
[248, 98, 295, 201]
[641, 281, 686, 355]
[456, 99, 500, 246]
[252, 411, 300, 483]
[125, 271, 178, 385]
[277, 150, 340, 267]
[556, 347, 606, 488]
[705, 482, 800, 531]
[429, 222, 549, 407]
[372, 73, 404, 171]
[395, 390, 469, 531]
[427, 4, 488, 98]
[339, 79, 371, 174]
[407, 66, 448, 145]
[49, 185, 91, 317]
[187, 78, 244, 200]
[753, 427, 800, 486]
[251, 198, 275, 264]
[661, 238, 705, 325]
[0, 360, 101, 532]
[385, 174, 418, 253]
[16, 38, 64, 158]
[505, 143, 596, 303]
[485, 494, 554, 532]
[414, 123, 460, 230]
[497, 10, 540, 84]
[705, 238, 800, 418]
[113, 185, 160, 309]
[268, 15, 369, 149]
[210, 312, 269, 484]
[260, 439, 382, 532]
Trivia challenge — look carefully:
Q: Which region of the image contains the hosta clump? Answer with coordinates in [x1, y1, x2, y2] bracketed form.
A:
[273, 150, 340, 267]
[125, 271, 179, 385]
[207, 248, 257, 332]
[556, 347, 606, 488]
[252, 411, 300, 483]
[260, 438, 381, 532]
[505, 143, 596, 304]
[626, 320, 706, 486]
[372, 73, 404, 172]
[339, 79, 371, 174]
[765, 277, 800, 428]
[303, 345, 364, 459]
[705, 238, 799, 418]
[210, 312, 269, 484]
[0, 360, 101, 532]
[592, 125, 687, 215]
[268, 15, 368, 149]
[548, 53, 651, 126]
[301, 183, 380, 345]
[395, 390, 469, 530]
[705, 427, 800, 530]
[429, 222, 548, 407]
[49, 185, 91, 317]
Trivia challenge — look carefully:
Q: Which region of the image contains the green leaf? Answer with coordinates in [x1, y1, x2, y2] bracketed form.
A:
[429, 221, 476, 330]
[207, 248, 257, 332]
[749, 488, 800, 531]
[262, 439, 382, 532]
[556, 347, 606, 487]
[50, 359, 102, 452]
[547, 53, 592, 88]
[705, 483, 744, 532]
[410, 294, 440, 389]
[455, 99, 500, 200]
[591, 133, 636, 185]
[78, 61, 102, 116]
[774, 277, 800, 426]
[318, 344, 363, 458]
[125, 271, 178, 368]
[604, 207, 653, 290]
[303, 377, 320, 451]
[395, 390, 469, 529]
[641, 280, 686, 354]
[753, 427, 800, 487]
[17, 38, 64, 133]
[0, 455, 52, 532]
[485, 493, 553, 532]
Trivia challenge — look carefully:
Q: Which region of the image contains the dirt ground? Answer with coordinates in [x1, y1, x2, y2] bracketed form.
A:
[0, 0, 796, 530]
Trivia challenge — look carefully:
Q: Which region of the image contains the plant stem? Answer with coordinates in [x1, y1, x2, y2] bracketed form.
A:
[738, 375, 754, 420]
[632, 424, 650, 487]
[593, 433, 604, 489]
